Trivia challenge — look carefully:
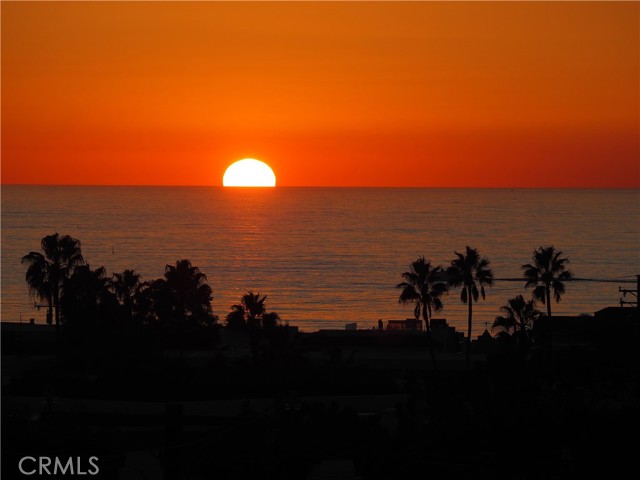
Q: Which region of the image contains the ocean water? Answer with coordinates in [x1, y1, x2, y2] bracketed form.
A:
[2, 186, 639, 333]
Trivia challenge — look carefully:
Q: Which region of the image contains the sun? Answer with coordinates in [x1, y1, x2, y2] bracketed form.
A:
[223, 158, 276, 187]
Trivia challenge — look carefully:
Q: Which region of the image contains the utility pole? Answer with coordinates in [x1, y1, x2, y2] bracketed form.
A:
[33, 302, 53, 325]
[618, 274, 639, 309]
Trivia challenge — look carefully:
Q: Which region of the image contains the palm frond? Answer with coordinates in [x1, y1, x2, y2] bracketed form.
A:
[401, 272, 418, 284]
[398, 286, 420, 304]
[524, 246, 572, 311]
[397, 257, 448, 321]
[471, 284, 480, 302]
[433, 298, 443, 312]
[558, 270, 573, 281]
[492, 315, 515, 333]
[532, 285, 547, 303]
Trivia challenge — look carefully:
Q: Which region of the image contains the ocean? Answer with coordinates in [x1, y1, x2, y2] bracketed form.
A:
[2, 186, 639, 333]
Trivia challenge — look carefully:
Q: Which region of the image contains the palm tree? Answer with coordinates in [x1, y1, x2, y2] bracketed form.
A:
[242, 291, 267, 329]
[226, 304, 247, 330]
[492, 295, 540, 346]
[60, 264, 115, 326]
[162, 259, 214, 359]
[109, 269, 141, 321]
[21, 251, 54, 325]
[21, 233, 84, 328]
[447, 246, 493, 369]
[163, 259, 214, 325]
[225, 291, 280, 330]
[261, 311, 280, 329]
[396, 257, 448, 369]
[522, 246, 572, 317]
[132, 279, 164, 325]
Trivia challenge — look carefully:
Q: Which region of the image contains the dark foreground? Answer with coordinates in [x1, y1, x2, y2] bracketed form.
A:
[3, 321, 639, 480]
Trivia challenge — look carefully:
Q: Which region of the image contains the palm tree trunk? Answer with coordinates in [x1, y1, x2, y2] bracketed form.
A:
[179, 312, 185, 363]
[53, 287, 60, 330]
[546, 284, 552, 354]
[519, 322, 528, 348]
[51, 287, 61, 347]
[545, 285, 552, 317]
[466, 287, 473, 370]
[423, 306, 437, 370]
[46, 292, 53, 325]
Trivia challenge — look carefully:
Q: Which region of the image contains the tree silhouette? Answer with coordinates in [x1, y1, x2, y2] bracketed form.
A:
[21, 251, 53, 324]
[396, 257, 448, 369]
[156, 260, 215, 359]
[21, 233, 84, 328]
[60, 264, 116, 326]
[522, 246, 572, 317]
[162, 259, 214, 325]
[447, 246, 493, 369]
[226, 304, 247, 329]
[261, 311, 281, 329]
[109, 269, 141, 321]
[492, 295, 540, 346]
[242, 291, 267, 329]
[59, 264, 125, 370]
[129, 280, 151, 325]
[225, 291, 280, 330]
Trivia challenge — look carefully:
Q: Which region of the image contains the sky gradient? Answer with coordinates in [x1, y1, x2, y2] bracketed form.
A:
[2, 1, 638, 187]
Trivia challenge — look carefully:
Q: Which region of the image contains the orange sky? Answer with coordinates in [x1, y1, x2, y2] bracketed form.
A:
[2, 1, 638, 187]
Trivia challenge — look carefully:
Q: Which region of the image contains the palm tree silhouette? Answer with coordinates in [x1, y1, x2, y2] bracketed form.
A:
[163, 259, 214, 324]
[522, 246, 572, 317]
[108, 269, 140, 319]
[161, 259, 214, 359]
[109, 269, 141, 321]
[133, 279, 165, 325]
[21, 233, 84, 328]
[447, 246, 493, 369]
[225, 291, 280, 329]
[21, 252, 53, 324]
[60, 264, 115, 326]
[396, 257, 448, 369]
[261, 311, 281, 329]
[492, 295, 540, 346]
[226, 304, 247, 329]
[242, 291, 267, 329]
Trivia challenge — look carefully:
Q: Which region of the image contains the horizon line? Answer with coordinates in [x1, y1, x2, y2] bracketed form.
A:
[2, 183, 639, 190]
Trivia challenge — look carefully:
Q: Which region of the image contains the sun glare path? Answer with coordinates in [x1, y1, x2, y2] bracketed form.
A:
[223, 158, 276, 187]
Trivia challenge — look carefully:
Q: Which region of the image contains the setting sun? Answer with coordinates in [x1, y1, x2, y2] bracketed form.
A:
[223, 159, 276, 187]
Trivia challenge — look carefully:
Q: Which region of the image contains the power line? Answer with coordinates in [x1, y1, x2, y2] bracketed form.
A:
[494, 277, 637, 283]
[619, 274, 639, 307]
